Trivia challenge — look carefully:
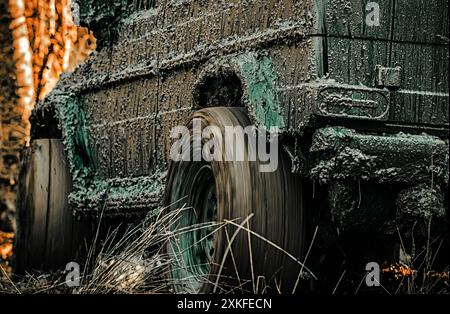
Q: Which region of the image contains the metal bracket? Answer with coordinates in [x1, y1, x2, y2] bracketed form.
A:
[375, 65, 401, 89]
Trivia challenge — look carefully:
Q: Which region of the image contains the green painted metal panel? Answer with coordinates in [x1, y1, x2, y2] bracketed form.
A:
[327, 37, 390, 86]
[236, 53, 285, 130]
[393, 0, 448, 44]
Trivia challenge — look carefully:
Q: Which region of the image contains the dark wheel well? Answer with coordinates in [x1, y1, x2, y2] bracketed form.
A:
[30, 104, 62, 140]
[193, 68, 244, 108]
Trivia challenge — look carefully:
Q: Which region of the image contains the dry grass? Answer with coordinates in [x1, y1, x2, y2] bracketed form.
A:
[2, 206, 447, 294]
[78, 205, 185, 293]
[1, 205, 314, 294]
[383, 221, 449, 294]
[350, 220, 449, 295]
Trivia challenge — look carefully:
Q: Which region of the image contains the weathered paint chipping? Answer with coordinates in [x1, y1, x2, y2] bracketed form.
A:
[43, 90, 103, 212]
[236, 53, 285, 130]
[44, 88, 165, 216]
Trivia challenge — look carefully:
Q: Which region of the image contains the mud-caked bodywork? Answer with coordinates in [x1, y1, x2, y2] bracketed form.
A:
[35, 0, 448, 242]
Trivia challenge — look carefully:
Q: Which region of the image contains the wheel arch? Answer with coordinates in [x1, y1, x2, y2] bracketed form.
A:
[192, 53, 286, 131]
[30, 101, 62, 140]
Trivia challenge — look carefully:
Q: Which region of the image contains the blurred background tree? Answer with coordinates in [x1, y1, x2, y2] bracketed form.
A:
[0, 0, 95, 268]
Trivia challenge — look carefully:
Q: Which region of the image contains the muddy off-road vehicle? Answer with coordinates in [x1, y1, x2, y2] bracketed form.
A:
[15, 0, 448, 293]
